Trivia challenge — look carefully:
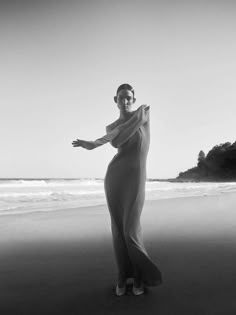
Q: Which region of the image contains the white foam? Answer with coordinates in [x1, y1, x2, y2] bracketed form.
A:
[1, 179, 236, 215]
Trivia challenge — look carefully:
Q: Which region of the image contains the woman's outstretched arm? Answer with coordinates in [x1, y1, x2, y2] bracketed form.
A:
[72, 126, 121, 150]
[72, 105, 149, 150]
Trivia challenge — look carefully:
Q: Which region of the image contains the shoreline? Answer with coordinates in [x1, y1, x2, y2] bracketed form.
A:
[1, 189, 236, 218]
[1, 177, 236, 182]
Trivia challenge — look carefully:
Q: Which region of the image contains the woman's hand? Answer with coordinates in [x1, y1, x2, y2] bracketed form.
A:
[136, 105, 150, 122]
[72, 139, 96, 150]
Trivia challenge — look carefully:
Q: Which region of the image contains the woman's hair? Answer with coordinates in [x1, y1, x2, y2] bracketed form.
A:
[116, 83, 135, 97]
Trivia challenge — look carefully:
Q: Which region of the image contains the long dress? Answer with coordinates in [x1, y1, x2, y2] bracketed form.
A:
[104, 111, 162, 286]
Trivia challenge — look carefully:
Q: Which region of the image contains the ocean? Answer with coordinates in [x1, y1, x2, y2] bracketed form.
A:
[1, 179, 236, 216]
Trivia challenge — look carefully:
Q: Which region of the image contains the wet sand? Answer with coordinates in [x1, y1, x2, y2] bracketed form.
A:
[1, 193, 236, 314]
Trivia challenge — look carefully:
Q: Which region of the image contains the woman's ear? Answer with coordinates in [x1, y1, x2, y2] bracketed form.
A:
[114, 96, 117, 103]
[133, 97, 136, 103]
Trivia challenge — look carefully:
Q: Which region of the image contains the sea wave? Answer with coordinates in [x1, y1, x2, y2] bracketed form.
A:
[0, 178, 103, 188]
[0, 190, 104, 198]
[1, 179, 236, 215]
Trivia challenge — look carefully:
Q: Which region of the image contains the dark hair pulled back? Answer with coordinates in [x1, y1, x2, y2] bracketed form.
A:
[116, 83, 135, 97]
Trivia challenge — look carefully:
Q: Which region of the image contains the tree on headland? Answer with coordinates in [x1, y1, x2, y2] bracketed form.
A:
[198, 150, 205, 162]
[177, 141, 236, 181]
[197, 150, 207, 174]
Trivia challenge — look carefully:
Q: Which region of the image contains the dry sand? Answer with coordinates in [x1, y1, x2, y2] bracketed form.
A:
[1, 193, 236, 314]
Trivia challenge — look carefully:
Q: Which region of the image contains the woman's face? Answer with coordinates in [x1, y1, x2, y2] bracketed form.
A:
[115, 89, 136, 113]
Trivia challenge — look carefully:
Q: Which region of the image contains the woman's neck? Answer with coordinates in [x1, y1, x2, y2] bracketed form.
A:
[119, 110, 133, 121]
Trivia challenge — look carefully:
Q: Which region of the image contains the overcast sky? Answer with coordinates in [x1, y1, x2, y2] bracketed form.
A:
[1, 0, 235, 179]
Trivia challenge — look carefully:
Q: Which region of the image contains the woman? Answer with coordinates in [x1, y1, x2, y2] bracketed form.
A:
[72, 83, 162, 296]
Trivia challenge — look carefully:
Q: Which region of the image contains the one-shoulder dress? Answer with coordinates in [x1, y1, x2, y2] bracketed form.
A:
[104, 112, 162, 286]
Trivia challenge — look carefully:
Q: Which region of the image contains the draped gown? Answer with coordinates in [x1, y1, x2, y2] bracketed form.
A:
[104, 111, 162, 286]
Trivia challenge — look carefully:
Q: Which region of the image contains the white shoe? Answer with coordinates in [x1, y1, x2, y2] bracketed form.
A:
[132, 284, 145, 296]
[115, 284, 126, 296]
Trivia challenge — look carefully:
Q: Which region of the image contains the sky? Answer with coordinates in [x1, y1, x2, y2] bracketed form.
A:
[0, 0, 236, 179]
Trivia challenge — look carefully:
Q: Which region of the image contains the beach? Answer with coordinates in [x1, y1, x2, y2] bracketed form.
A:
[1, 193, 236, 315]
